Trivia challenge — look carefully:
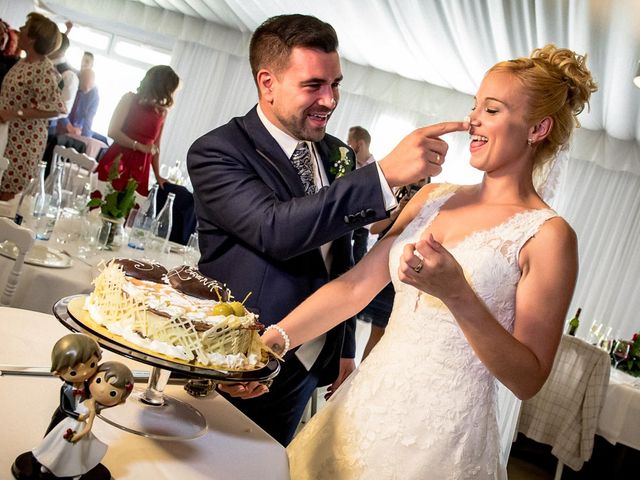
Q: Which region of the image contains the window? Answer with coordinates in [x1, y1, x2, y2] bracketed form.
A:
[60, 23, 172, 138]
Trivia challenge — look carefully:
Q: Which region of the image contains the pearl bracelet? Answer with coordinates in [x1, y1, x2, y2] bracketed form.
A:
[264, 324, 290, 356]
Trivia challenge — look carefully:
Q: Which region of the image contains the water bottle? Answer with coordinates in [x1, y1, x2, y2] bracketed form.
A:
[14, 161, 46, 227]
[34, 159, 63, 240]
[148, 192, 175, 254]
[127, 183, 159, 250]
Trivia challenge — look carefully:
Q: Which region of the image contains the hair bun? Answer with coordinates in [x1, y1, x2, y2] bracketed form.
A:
[531, 44, 598, 115]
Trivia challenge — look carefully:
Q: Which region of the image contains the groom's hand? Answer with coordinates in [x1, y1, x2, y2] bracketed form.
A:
[325, 358, 356, 400]
[377, 121, 469, 187]
[217, 381, 269, 399]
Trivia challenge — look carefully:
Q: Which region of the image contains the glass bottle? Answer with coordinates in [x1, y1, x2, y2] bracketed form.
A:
[127, 183, 159, 250]
[148, 192, 175, 254]
[34, 158, 63, 240]
[14, 161, 46, 227]
[567, 307, 582, 336]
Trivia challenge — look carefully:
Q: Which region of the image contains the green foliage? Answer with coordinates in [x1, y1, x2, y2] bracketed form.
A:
[87, 153, 138, 220]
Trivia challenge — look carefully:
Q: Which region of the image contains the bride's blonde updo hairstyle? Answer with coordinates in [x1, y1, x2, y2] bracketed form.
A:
[489, 44, 598, 169]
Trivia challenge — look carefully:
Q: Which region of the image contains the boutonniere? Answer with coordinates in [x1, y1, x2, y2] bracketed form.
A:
[329, 146, 354, 178]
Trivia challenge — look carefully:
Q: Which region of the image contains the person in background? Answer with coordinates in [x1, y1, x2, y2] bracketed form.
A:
[347, 125, 376, 263]
[47, 32, 78, 134]
[81, 51, 94, 71]
[96, 65, 179, 195]
[0, 19, 20, 86]
[261, 44, 596, 478]
[57, 68, 99, 138]
[187, 13, 462, 446]
[0, 12, 66, 201]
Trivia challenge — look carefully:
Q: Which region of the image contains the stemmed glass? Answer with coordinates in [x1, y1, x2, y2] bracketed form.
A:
[588, 321, 603, 345]
[612, 340, 631, 369]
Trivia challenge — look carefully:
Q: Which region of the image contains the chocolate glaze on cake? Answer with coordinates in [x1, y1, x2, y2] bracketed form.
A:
[112, 259, 168, 284]
[166, 265, 231, 301]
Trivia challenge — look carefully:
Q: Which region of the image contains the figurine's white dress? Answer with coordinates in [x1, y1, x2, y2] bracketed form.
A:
[33, 400, 107, 477]
[287, 184, 558, 480]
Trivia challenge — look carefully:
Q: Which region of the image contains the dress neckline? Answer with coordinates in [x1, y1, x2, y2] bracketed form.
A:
[418, 184, 555, 252]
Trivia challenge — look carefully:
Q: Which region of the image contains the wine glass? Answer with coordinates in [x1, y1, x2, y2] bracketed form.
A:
[588, 321, 603, 345]
[612, 340, 631, 369]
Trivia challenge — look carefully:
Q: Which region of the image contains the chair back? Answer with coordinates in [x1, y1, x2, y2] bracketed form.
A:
[155, 183, 197, 245]
[52, 145, 98, 193]
[519, 335, 610, 471]
[0, 218, 35, 306]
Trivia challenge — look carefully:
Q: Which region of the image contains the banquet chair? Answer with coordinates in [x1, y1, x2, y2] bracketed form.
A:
[518, 335, 610, 478]
[0, 218, 35, 306]
[52, 145, 98, 193]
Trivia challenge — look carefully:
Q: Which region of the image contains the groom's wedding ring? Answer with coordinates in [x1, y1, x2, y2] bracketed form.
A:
[435, 153, 441, 164]
[413, 260, 424, 273]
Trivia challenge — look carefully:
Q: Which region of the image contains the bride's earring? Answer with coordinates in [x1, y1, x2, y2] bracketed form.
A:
[527, 138, 533, 146]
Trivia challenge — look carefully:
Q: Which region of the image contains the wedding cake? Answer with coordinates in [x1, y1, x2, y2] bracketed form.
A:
[75, 259, 271, 370]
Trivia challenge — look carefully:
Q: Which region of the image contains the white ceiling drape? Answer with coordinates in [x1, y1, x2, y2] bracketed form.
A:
[3, 0, 639, 338]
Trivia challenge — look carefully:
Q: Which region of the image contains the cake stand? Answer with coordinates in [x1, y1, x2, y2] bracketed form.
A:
[53, 295, 280, 441]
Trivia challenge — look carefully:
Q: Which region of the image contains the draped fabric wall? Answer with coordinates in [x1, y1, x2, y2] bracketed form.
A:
[554, 158, 640, 339]
[7, 0, 640, 338]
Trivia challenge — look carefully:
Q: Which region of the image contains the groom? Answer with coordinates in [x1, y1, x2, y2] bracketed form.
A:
[187, 13, 461, 445]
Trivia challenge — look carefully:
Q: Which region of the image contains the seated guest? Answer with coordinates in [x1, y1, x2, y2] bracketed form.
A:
[57, 68, 99, 138]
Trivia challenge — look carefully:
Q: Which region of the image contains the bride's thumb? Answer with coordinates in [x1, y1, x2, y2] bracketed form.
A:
[427, 234, 444, 252]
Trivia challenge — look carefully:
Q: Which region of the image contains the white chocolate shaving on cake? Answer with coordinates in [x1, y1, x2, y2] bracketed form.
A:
[84, 262, 269, 369]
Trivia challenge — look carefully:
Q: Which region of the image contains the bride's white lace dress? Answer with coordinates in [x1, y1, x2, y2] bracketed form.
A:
[287, 184, 558, 480]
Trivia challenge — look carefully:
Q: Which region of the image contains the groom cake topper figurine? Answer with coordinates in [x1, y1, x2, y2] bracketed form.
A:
[11, 334, 134, 480]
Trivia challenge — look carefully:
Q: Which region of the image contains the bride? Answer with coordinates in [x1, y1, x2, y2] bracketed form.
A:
[259, 44, 597, 479]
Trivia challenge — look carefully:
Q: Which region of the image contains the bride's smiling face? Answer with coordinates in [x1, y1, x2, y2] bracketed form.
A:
[467, 71, 534, 174]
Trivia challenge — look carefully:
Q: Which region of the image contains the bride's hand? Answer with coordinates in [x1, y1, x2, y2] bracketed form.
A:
[398, 235, 467, 301]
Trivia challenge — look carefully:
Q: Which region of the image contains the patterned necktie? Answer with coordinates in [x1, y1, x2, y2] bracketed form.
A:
[290, 142, 316, 195]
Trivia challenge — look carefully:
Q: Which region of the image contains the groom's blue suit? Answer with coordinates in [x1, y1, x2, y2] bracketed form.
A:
[187, 106, 389, 444]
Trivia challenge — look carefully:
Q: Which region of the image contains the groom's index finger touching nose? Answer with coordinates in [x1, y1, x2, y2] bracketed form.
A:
[420, 121, 470, 138]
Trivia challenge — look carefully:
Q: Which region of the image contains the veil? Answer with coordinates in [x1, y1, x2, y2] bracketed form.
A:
[533, 149, 569, 206]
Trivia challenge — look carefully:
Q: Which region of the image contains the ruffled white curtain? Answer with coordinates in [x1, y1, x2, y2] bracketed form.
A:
[12, 0, 640, 339]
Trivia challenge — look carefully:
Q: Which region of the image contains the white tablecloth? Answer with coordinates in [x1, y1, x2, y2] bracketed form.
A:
[518, 335, 610, 470]
[0, 307, 290, 479]
[597, 368, 640, 450]
[0, 239, 184, 313]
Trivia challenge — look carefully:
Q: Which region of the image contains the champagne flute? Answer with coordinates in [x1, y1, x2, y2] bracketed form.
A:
[612, 340, 630, 369]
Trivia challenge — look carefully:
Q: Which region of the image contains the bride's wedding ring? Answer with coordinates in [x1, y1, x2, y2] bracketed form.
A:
[413, 260, 424, 273]
[436, 153, 441, 164]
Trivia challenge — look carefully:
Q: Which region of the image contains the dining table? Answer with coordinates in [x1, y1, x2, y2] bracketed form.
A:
[597, 368, 640, 450]
[0, 232, 187, 314]
[0, 306, 290, 479]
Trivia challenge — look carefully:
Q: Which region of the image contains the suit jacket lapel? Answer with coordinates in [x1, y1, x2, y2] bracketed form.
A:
[315, 140, 337, 184]
[242, 107, 305, 197]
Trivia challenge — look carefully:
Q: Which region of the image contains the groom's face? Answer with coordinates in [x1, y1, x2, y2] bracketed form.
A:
[260, 47, 342, 142]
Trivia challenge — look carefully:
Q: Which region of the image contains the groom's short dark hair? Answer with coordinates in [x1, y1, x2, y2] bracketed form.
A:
[249, 14, 338, 81]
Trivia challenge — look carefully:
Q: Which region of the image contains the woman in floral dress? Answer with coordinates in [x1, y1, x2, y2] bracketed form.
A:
[0, 12, 66, 201]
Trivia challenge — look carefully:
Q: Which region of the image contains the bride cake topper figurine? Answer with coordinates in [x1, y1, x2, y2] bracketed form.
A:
[11, 335, 134, 480]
